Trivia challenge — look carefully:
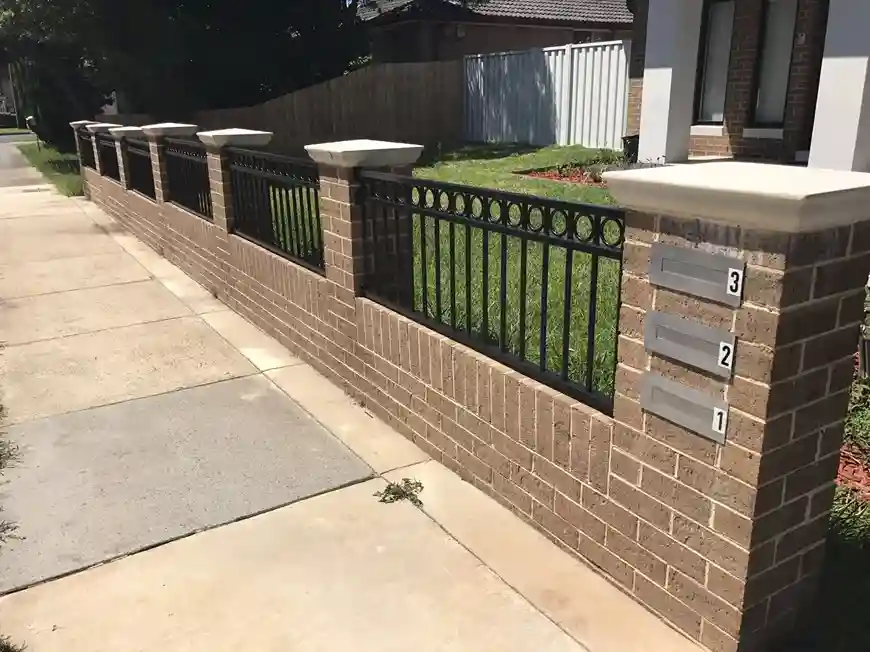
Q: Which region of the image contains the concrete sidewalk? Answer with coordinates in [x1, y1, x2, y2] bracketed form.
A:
[0, 176, 701, 652]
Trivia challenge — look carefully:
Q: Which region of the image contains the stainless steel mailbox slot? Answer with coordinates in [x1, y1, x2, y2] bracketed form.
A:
[649, 243, 745, 307]
[641, 373, 728, 445]
[644, 311, 736, 379]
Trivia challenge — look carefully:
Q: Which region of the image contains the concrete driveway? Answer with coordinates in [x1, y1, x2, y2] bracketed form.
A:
[0, 170, 702, 652]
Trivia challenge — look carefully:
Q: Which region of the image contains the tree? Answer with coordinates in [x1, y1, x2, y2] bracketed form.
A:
[0, 0, 370, 136]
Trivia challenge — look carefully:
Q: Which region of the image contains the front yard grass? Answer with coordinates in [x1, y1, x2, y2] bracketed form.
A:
[16, 143, 83, 196]
[414, 143, 615, 205]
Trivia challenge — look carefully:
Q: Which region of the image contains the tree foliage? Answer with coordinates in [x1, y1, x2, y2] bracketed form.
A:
[0, 0, 369, 145]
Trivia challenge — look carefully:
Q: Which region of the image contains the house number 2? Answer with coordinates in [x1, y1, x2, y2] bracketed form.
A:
[726, 268, 744, 298]
[718, 341, 734, 371]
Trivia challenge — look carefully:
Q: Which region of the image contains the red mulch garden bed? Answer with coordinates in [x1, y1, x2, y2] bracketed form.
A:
[524, 168, 608, 188]
[839, 446, 870, 500]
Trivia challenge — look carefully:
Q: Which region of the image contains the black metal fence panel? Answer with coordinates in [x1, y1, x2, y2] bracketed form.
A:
[96, 134, 120, 182]
[359, 171, 625, 414]
[164, 138, 212, 220]
[78, 130, 96, 170]
[228, 148, 324, 273]
[124, 139, 155, 199]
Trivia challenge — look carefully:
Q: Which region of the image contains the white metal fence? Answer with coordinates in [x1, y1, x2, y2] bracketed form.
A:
[464, 40, 631, 150]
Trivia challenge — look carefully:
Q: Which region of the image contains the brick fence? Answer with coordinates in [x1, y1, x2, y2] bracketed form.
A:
[74, 121, 865, 652]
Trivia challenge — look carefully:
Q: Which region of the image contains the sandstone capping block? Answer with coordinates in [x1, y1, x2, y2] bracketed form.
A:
[605, 162, 870, 233]
[305, 139, 424, 169]
[141, 123, 199, 138]
[197, 129, 273, 149]
[85, 122, 122, 134]
[109, 126, 145, 141]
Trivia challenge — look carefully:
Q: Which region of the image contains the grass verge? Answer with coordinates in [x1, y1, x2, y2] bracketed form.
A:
[0, 128, 29, 135]
[16, 143, 83, 196]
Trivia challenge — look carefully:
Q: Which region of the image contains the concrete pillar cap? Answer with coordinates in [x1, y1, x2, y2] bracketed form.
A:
[140, 123, 199, 137]
[604, 161, 870, 233]
[197, 128, 273, 148]
[109, 126, 145, 140]
[305, 139, 423, 168]
[85, 122, 122, 134]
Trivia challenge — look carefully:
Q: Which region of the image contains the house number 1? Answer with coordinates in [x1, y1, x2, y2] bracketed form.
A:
[712, 407, 728, 436]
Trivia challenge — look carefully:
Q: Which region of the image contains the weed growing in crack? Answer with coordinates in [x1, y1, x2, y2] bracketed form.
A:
[375, 479, 424, 507]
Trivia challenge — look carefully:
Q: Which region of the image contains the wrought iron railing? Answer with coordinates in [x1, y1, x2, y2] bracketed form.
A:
[228, 148, 324, 273]
[96, 134, 120, 181]
[359, 172, 625, 413]
[78, 129, 96, 169]
[164, 137, 212, 220]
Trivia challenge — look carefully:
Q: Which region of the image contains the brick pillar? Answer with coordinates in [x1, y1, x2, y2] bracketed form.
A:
[106, 127, 136, 190]
[197, 128, 274, 299]
[204, 147, 233, 231]
[141, 123, 200, 203]
[305, 141, 424, 333]
[69, 120, 94, 163]
[85, 123, 120, 175]
[148, 138, 169, 202]
[605, 161, 870, 652]
[69, 120, 95, 198]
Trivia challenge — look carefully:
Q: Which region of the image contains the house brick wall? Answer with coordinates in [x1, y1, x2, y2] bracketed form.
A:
[627, 0, 828, 161]
[81, 135, 855, 652]
[626, 0, 647, 137]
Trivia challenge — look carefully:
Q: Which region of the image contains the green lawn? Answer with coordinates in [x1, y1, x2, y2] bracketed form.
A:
[414, 143, 615, 205]
[0, 128, 30, 135]
[16, 143, 83, 196]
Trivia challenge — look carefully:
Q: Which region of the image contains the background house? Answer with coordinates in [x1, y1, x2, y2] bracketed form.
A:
[360, 0, 633, 63]
[627, 0, 870, 173]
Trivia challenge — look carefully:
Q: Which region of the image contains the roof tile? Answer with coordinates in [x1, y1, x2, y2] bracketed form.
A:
[359, 0, 633, 24]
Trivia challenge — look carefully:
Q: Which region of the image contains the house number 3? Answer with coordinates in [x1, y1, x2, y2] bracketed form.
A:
[726, 268, 744, 298]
